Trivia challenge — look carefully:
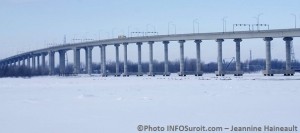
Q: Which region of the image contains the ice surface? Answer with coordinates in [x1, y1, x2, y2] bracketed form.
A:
[0, 73, 299, 133]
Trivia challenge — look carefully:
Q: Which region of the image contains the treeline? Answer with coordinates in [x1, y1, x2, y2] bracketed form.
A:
[1, 58, 300, 77]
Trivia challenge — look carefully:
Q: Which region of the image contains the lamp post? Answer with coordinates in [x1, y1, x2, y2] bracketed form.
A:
[127, 26, 131, 37]
[112, 28, 117, 39]
[222, 17, 228, 32]
[168, 21, 173, 35]
[193, 19, 199, 33]
[254, 13, 263, 31]
[146, 24, 156, 36]
[290, 14, 297, 28]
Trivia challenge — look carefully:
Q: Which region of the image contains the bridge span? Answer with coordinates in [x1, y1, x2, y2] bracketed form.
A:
[1, 28, 300, 76]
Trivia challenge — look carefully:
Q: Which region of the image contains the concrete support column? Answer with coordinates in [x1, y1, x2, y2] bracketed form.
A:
[17, 59, 20, 67]
[85, 48, 89, 74]
[148, 41, 154, 76]
[163, 41, 170, 76]
[27, 56, 31, 68]
[137, 42, 143, 76]
[59, 50, 66, 75]
[114, 44, 120, 76]
[32, 55, 36, 70]
[76, 49, 80, 73]
[22, 58, 26, 66]
[234, 38, 243, 76]
[37, 55, 40, 69]
[216, 39, 224, 76]
[41, 53, 46, 70]
[101, 44, 107, 76]
[123, 43, 129, 76]
[179, 40, 186, 76]
[87, 47, 93, 75]
[73, 48, 79, 75]
[48, 51, 55, 75]
[283, 37, 294, 76]
[263, 37, 273, 76]
[195, 40, 203, 76]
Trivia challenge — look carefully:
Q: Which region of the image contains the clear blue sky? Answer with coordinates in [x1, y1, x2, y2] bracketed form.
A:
[1, 0, 300, 63]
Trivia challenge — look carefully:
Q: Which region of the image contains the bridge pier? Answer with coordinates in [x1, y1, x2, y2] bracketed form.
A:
[13, 60, 16, 67]
[263, 37, 273, 76]
[137, 42, 143, 76]
[73, 48, 80, 75]
[59, 50, 66, 76]
[101, 44, 107, 77]
[48, 51, 55, 75]
[84, 48, 88, 74]
[17, 58, 21, 67]
[87, 47, 93, 75]
[36, 55, 40, 69]
[32, 55, 36, 70]
[215, 39, 225, 76]
[195, 40, 203, 76]
[148, 41, 155, 76]
[179, 40, 186, 76]
[123, 43, 129, 76]
[283, 37, 295, 76]
[114, 44, 120, 76]
[163, 41, 170, 76]
[27, 56, 31, 68]
[22, 57, 26, 66]
[41, 53, 46, 70]
[234, 38, 243, 76]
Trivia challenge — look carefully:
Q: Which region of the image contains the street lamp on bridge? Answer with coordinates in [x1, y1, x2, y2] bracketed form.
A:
[290, 13, 297, 28]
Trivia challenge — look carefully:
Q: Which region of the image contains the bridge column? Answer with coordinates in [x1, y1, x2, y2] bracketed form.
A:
[137, 42, 143, 76]
[36, 55, 40, 69]
[32, 55, 36, 70]
[22, 57, 26, 66]
[114, 44, 120, 76]
[73, 48, 80, 75]
[27, 56, 31, 68]
[283, 37, 295, 76]
[163, 41, 170, 76]
[179, 40, 186, 76]
[195, 40, 203, 76]
[87, 47, 93, 75]
[48, 51, 55, 75]
[41, 53, 46, 70]
[123, 43, 129, 76]
[18, 58, 21, 67]
[59, 50, 66, 76]
[84, 48, 89, 74]
[101, 44, 107, 77]
[13, 60, 16, 67]
[148, 41, 155, 76]
[263, 37, 273, 76]
[234, 38, 243, 76]
[216, 39, 225, 76]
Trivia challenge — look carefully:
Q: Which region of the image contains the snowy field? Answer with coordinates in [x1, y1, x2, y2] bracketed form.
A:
[0, 73, 299, 133]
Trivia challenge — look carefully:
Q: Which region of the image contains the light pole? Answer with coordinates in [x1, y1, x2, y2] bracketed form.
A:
[291, 14, 297, 28]
[222, 17, 227, 32]
[98, 30, 102, 40]
[168, 21, 173, 35]
[146, 24, 156, 36]
[254, 13, 263, 31]
[193, 19, 199, 33]
[127, 26, 131, 37]
[173, 24, 176, 34]
[112, 28, 117, 38]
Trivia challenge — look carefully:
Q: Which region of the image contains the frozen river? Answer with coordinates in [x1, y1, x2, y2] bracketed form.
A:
[0, 74, 299, 133]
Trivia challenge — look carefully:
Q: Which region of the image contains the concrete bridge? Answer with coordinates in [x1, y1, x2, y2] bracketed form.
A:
[1, 28, 300, 76]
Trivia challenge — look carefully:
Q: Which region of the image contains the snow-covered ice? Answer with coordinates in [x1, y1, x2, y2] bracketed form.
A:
[0, 73, 299, 133]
